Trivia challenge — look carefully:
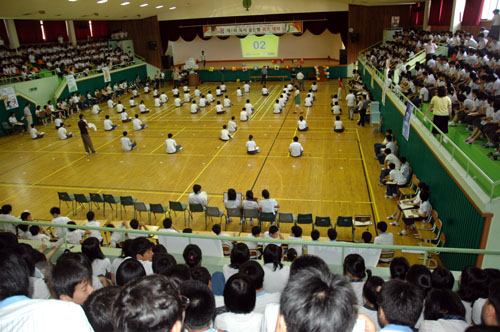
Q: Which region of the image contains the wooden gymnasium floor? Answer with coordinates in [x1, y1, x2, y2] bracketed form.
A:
[0, 79, 425, 265]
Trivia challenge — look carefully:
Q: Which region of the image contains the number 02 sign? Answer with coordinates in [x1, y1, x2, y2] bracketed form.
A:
[241, 35, 279, 58]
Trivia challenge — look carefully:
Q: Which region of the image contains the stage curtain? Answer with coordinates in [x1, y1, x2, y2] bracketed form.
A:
[0, 20, 8, 45]
[439, 0, 453, 26]
[15, 20, 43, 44]
[92, 21, 109, 38]
[74, 20, 91, 40]
[410, 3, 425, 26]
[428, 0, 443, 26]
[462, 0, 485, 26]
[44, 21, 67, 42]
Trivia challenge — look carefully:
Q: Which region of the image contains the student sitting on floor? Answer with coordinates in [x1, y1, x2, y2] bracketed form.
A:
[184, 92, 191, 103]
[246, 135, 260, 155]
[91, 104, 102, 115]
[240, 108, 249, 122]
[289, 136, 303, 157]
[273, 100, 282, 114]
[174, 97, 183, 107]
[160, 91, 169, 104]
[332, 102, 342, 115]
[58, 125, 73, 140]
[166, 133, 183, 154]
[138, 100, 151, 114]
[194, 86, 201, 97]
[215, 100, 226, 114]
[334, 116, 344, 133]
[245, 100, 254, 115]
[154, 97, 163, 107]
[298, 116, 309, 131]
[30, 124, 44, 139]
[216, 86, 222, 97]
[237, 87, 243, 97]
[121, 131, 136, 152]
[190, 100, 200, 114]
[116, 101, 125, 113]
[107, 98, 116, 109]
[228, 116, 238, 132]
[224, 95, 232, 107]
[206, 91, 215, 103]
[262, 85, 269, 96]
[221, 82, 227, 92]
[103, 115, 118, 131]
[129, 97, 136, 108]
[121, 110, 132, 123]
[220, 125, 233, 141]
[243, 81, 250, 93]
[199, 95, 207, 108]
[132, 114, 147, 131]
[172, 87, 179, 98]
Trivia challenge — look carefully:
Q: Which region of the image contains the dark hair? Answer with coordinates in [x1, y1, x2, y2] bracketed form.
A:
[180, 280, 216, 330]
[152, 244, 167, 254]
[131, 237, 153, 257]
[328, 228, 338, 240]
[377, 221, 388, 233]
[362, 232, 372, 243]
[407, 264, 432, 296]
[424, 288, 465, 320]
[291, 225, 302, 238]
[86, 211, 95, 221]
[431, 267, 455, 290]
[50, 206, 61, 215]
[269, 225, 279, 235]
[290, 254, 329, 277]
[263, 244, 283, 271]
[29, 225, 40, 236]
[390, 257, 410, 280]
[162, 218, 173, 229]
[1, 205, 12, 214]
[20, 211, 30, 221]
[280, 268, 357, 332]
[488, 279, 500, 324]
[458, 266, 489, 302]
[183, 228, 192, 233]
[190, 266, 211, 285]
[437, 86, 447, 97]
[212, 224, 221, 235]
[229, 243, 250, 269]
[152, 253, 177, 276]
[245, 190, 254, 201]
[224, 273, 256, 313]
[113, 275, 182, 332]
[130, 219, 139, 229]
[251, 226, 261, 236]
[378, 280, 424, 327]
[0, 249, 30, 300]
[165, 264, 193, 287]
[120, 239, 134, 258]
[363, 276, 385, 308]
[51, 252, 92, 299]
[183, 244, 202, 268]
[262, 189, 270, 199]
[227, 188, 237, 201]
[240, 260, 265, 290]
[193, 184, 201, 193]
[82, 237, 105, 263]
[465, 326, 500, 332]
[343, 254, 368, 280]
[287, 248, 298, 262]
[83, 286, 121, 332]
[115, 258, 146, 286]
[311, 229, 320, 240]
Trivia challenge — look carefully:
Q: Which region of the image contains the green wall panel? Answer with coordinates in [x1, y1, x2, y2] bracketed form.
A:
[359, 62, 485, 271]
[0, 95, 34, 136]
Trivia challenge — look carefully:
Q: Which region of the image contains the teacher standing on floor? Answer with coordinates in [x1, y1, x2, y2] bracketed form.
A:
[78, 114, 97, 155]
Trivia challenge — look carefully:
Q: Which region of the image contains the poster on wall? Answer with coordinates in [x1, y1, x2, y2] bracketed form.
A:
[402, 102, 414, 141]
[0, 87, 19, 110]
[65, 75, 78, 93]
[102, 67, 111, 83]
[203, 22, 303, 37]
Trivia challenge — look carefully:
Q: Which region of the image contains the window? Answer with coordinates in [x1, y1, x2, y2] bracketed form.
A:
[40, 20, 46, 40]
[89, 20, 93, 37]
[482, 0, 500, 20]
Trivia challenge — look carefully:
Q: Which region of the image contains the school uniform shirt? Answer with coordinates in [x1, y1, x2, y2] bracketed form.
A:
[472, 298, 486, 325]
[346, 93, 356, 107]
[224, 200, 241, 209]
[273, 103, 281, 113]
[418, 201, 432, 218]
[222, 264, 239, 281]
[87, 220, 103, 241]
[298, 120, 308, 130]
[120, 112, 129, 121]
[216, 104, 224, 113]
[242, 200, 259, 211]
[194, 89, 201, 97]
[18, 229, 32, 240]
[215, 311, 263, 332]
[224, 98, 231, 107]
[374, 232, 394, 246]
[132, 118, 143, 130]
[160, 93, 168, 103]
[103, 119, 114, 131]
[389, 169, 406, 186]
[263, 263, 290, 293]
[243, 84, 250, 92]
[92, 258, 111, 277]
[228, 120, 237, 132]
[154, 98, 161, 107]
[289, 141, 303, 157]
[334, 120, 343, 130]
[333, 105, 341, 114]
[166, 138, 178, 154]
[254, 291, 281, 314]
[305, 97, 313, 107]
[188, 192, 208, 206]
[66, 229, 85, 244]
[116, 104, 124, 113]
[246, 234, 260, 250]
[139, 259, 153, 275]
[349, 280, 365, 305]
[29, 277, 50, 300]
[174, 98, 182, 106]
[240, 110, 249, 121]
[0, 296, 95, 332]
[129, 99, 135, 106]
[384, 154, 401, 169]
[121, 137, 133, 151]
[259, 199, 277, 214]
[54, 118, 63, 128]
[107, 99, 114, 108]
[262, 87, 269, 95]
[184, 94, 191, 102]
[29, 233, 50, 242]
[246, 140, 258, 152]
[261, 302, 280, 332]
[358, 305, 382, 331]
[220, 129, 232, 140]
[30, 127, 39, 139]
[51, 215, 71, 238]
[199, 98, 207, 107]
[419, 318, 469, 332]
[237, 89, 243, 96]
[245, 103, 254, 114]
[206, 93, 214, 102]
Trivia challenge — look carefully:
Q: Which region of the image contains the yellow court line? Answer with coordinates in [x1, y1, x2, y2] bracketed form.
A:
[251, 85, 279, 120]
[149, 128, 185, 155]
[356, 128, 380, 222]
[257, 85, 282, 121]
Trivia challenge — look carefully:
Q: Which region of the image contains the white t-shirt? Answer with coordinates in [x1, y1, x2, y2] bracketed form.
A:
[116, 104, 124, 113]
[263, 263, 289, 293]
[259, 199, 278, 213]
[194, 89, 201, 97]
[103, 119, 113, 130]
[215, 311, 263, 332]
[190, 103, 198, 113]
[30, 127, 39, 139]
[199, 98, 207, 107]
[298, 120, 307, 130]
[245, 103, 253, 114]
[132, 118, 143, 130]
[174, 98, 182, 106]
[224, 98, 231, 107]
[289, 141, 303, 157]
[374, 232, 394, 246]
[91, 258, 111, 277]
[334, 120, 343, 130]
[165, 138, 177, 153]
[243, 84, 250, 92]
[66, 229, 85, 244]
[221, 129, 232, 140]
[385, 154, 401, 169]
[261, 303, 280, 332]
[246, 140, 258, 152]
[107, 99, 114, 109]
[86, 220, 103, 241]
[240, 110, 248, 121]
[346, 93, 356, 107]
[54, 118, 63, 128]
[254, 291, 281, 314]
[154, 98, 161, 107]
[121, 137, 133, 151]
[120, 112, 129, 121]
[262, 87, 269, 95]
[51, 216, 71, 238]
[273, 103, 281, 113]
[389, 169, 406, 185]
[222, 264, 239, 281]
[216, 104, 224, 113]
[207, 93, 214, 102]
[419, 318, 470, 332]
[228, 120, 237, 132]
[57, 127, 68, 140]
[237, 89, 243, 96]
[187, 192, 208, 206]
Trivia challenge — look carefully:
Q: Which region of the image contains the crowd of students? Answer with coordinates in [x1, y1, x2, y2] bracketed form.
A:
[364, 28, 500, 160]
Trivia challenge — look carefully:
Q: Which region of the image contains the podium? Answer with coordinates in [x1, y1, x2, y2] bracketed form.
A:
[188, 73, 200, 86]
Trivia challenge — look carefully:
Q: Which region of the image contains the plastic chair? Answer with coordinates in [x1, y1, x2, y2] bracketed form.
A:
[169, 201, 188, 226]
[398, 174, 420, 199]
[1, 122, 14, 135]
[242, 208, 260, 232]
[150, 203, 168, 220]
[134, 202, 151, 224]
[419, 233, 445, 268]
[225, 208, 242, 231]
[74, 193, 91, 212]
[205, 206, 224, 230]
[296, 214, 313, 230]
[58, 192, 75, 215]
[188, 203, 204, 226]
[103, 194, 120, 217]
[335, 216, 354, 241]
[89, 193, 104, 211]
[353, 215, 373, 234]
[313, 216, 332, 230]
[259, 212, 276, 228]
[120, 196, 137, 219]
[278, 212, 295, 230]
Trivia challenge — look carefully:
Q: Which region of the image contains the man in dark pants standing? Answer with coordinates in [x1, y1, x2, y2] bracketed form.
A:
[78, 114, 97, 155]
[261, 66, 268, 84]
[358, 94, 370, 127]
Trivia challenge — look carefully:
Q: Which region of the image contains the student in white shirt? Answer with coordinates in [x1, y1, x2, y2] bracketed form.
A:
[194, 87, 201, 97]
[216, 86, 222, 96]
[289, 136, 303, 157]
[384, 163, 407, 198]
[262, 85, 269, 96]
[30, 124, 44, 139]
[82, 237, 112, 279]
[129, 97, 136, 108]
[91, 104, 102, 115]
[228, 116, 238, 132]
[206, 91, 214, 103]
[334, 115, 344, 132]
[103, 115, 117, 131]
[107, 98, 116, 109]
[237, 87, 243, 96]
[246, 135, 260, 154]
[215, 100, 226, 114]
[182, 85, 190, 93]
[304, 94, 313, 112]
[199, 95, 207, 107]
[85, 211, 103, 243]
[54, 115, 64, 129]
[58, 126, 73, 140]
[132, 114, 147, 130]
[239, 261, 280, 314]
[346, 91, 356, 120]
[154, 97, 163, 107]
[172, 87, 179, 97]
[273, 100, 282, 114]
[138, 101, 151, 114]
[50, 206, 71, 238]
[259, 189, 279, 214]
[243, 82, 250, 93]
[183, 92, 191, 103]
[65, 221, 88, 244]
[358, 275, 384, 332]
[190, 100, 200, 114]
[28, 225, 50, 242]
[120, 131, 136, 152]
[311, 81, 318, 92]
[332, 101, 342, 115]
[419, 289, 470, 332]
[165, 133, 182, 154]
[220, 125, 233, 141]
[174, 97, 183, 107]
[262, 244, 289, 293]
[187, 184, 208, 208]
[297, 116, 309, 131]
[245, 100, 254, 114]
[221, 82, 227, 92]
[121, 110, 131, 123]
[399, 191, 431, 236]
[240, 108, 249, 121]
[116, 101, 125, 113]
[224, 95, 232, 107]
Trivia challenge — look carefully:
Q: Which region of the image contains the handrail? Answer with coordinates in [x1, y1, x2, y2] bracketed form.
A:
[358, 54, 500, 200]
[3, 219, 499, 267]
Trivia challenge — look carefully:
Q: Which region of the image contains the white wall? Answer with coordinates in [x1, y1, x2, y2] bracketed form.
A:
[171, 30, 345, 65]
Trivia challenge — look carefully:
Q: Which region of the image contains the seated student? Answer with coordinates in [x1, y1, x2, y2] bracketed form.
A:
[107, 98, 116, 109]
[220, 124, 233, 141]
[113, 275, 183, 332]
[297, 116, 309, 131]
[190, 100, 200, 114]
[194, 86, 201, 97]
[82, 237, 112, 281]
[206, 91, 215, 103]
[116, 101, 125, 114]
[120, 110, 132, 123]
[311, 81, 318, 92]
[243, 81, 250, 93]
[262, 244, 289, 294]
[214, 273, 263, 332]
[154, 96, 163, 107]
[128, 97, 136, 108]
[334, 115, 344, 132]
[120, 131, 136, 152]
[0, 250, 95, 331]
[259, 189, 279, 215]
[182, 85, 190, 93]
[246, 135, 260, 154]
[29, 124, 44, 139]
[54, 114, 64, 129]
[138, 100, 151, 114]
[159, 91, 169, 104]
[228, 116, 238, 132]
[246, 226, 261, 251]
[216, 86, 222, 97]
[237, 87, 243, 97]
[85, 211, 103, 243]
[344, 253, 370, 305]
[326, 228, 338, 242]
[224, 95, 232, 107]
[132, 114, 147, 131]
[183, 92, 191, 103]
[358, 276, 385, 331]
[152, 88, 159, 98]
[172, 87, 180, 97]
[65, 221, 88, 244]
[199, 95, 207, 108]
[482, 279, 500, 327]
[279, 94, 286, 109]
[245, 100, 254, 115]
[275, 267, 358, 332]
[382, 163, 407, 198]
[187, 184, 208, 208]
[240, 261, 280, 313]
[57, 125, 73, 140]
[240, 108, 249, 121]
[362, 232, 372, 243]
[143, 83, 150, 94]
[166, 133, 182, 154]
[27, 225, 50, 242]
[332, 101, 342, 115]
[126, 219, 147, 240]
[289, 136, 303, 157]
[103, 115, 117, 131]
[82, 286, 121, 332]
[399, 191, 431, 236]
[273, 100, 282, 114]
[106, 223, 125, 248]
[180, 280, 217, 332]
[223, 243, 250, 281]
[174, 96, 183, 107]
[304, 93, 313, 112]
[91, 104, 102, 115]
[262, 85, 269, 96]
[129, 237, 154, 275]
[419, 288, 469, 332]
[215, 100, 226, 114]
[377, 135, 396, 164]
[220, 82, 227, 92]
[288, 225, 305, 256]
[132, 87, 140, 98]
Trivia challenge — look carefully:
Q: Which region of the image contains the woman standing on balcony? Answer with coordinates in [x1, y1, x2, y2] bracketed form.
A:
[424, 86, 451, 141]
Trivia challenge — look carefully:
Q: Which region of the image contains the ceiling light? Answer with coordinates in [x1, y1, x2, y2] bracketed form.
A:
[155, 4, 163, 8]
[97, 0, 108, 3]
[140, 3, 148, 7]
[169, 6, 176, 9]
[120, 1, 130, 5]
[68, 0, 78, 2]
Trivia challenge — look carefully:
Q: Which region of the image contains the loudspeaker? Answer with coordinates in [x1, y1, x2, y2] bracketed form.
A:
[148, 41, 157, 50]
[339, 50, 347, 65]
[350, 33, 359, 43]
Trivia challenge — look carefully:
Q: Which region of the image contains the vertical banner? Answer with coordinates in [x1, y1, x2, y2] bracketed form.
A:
[402, 102, 414, 141]
[65, 75, 78, 93]
[0, 87, 19, 110]
[102, 67, 111, 83]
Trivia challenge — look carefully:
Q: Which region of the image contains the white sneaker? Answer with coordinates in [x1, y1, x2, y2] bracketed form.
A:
[390, 222, 400, 226]
[398, 230, 408, 236]
[387, 216, 395, 220]
[443, 136, 449, 143]
[448, 121, 456, 127]
[385, 195, 392, 199]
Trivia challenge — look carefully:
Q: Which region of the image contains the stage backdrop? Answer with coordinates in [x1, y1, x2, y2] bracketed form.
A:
[171, 30, 344, 65]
